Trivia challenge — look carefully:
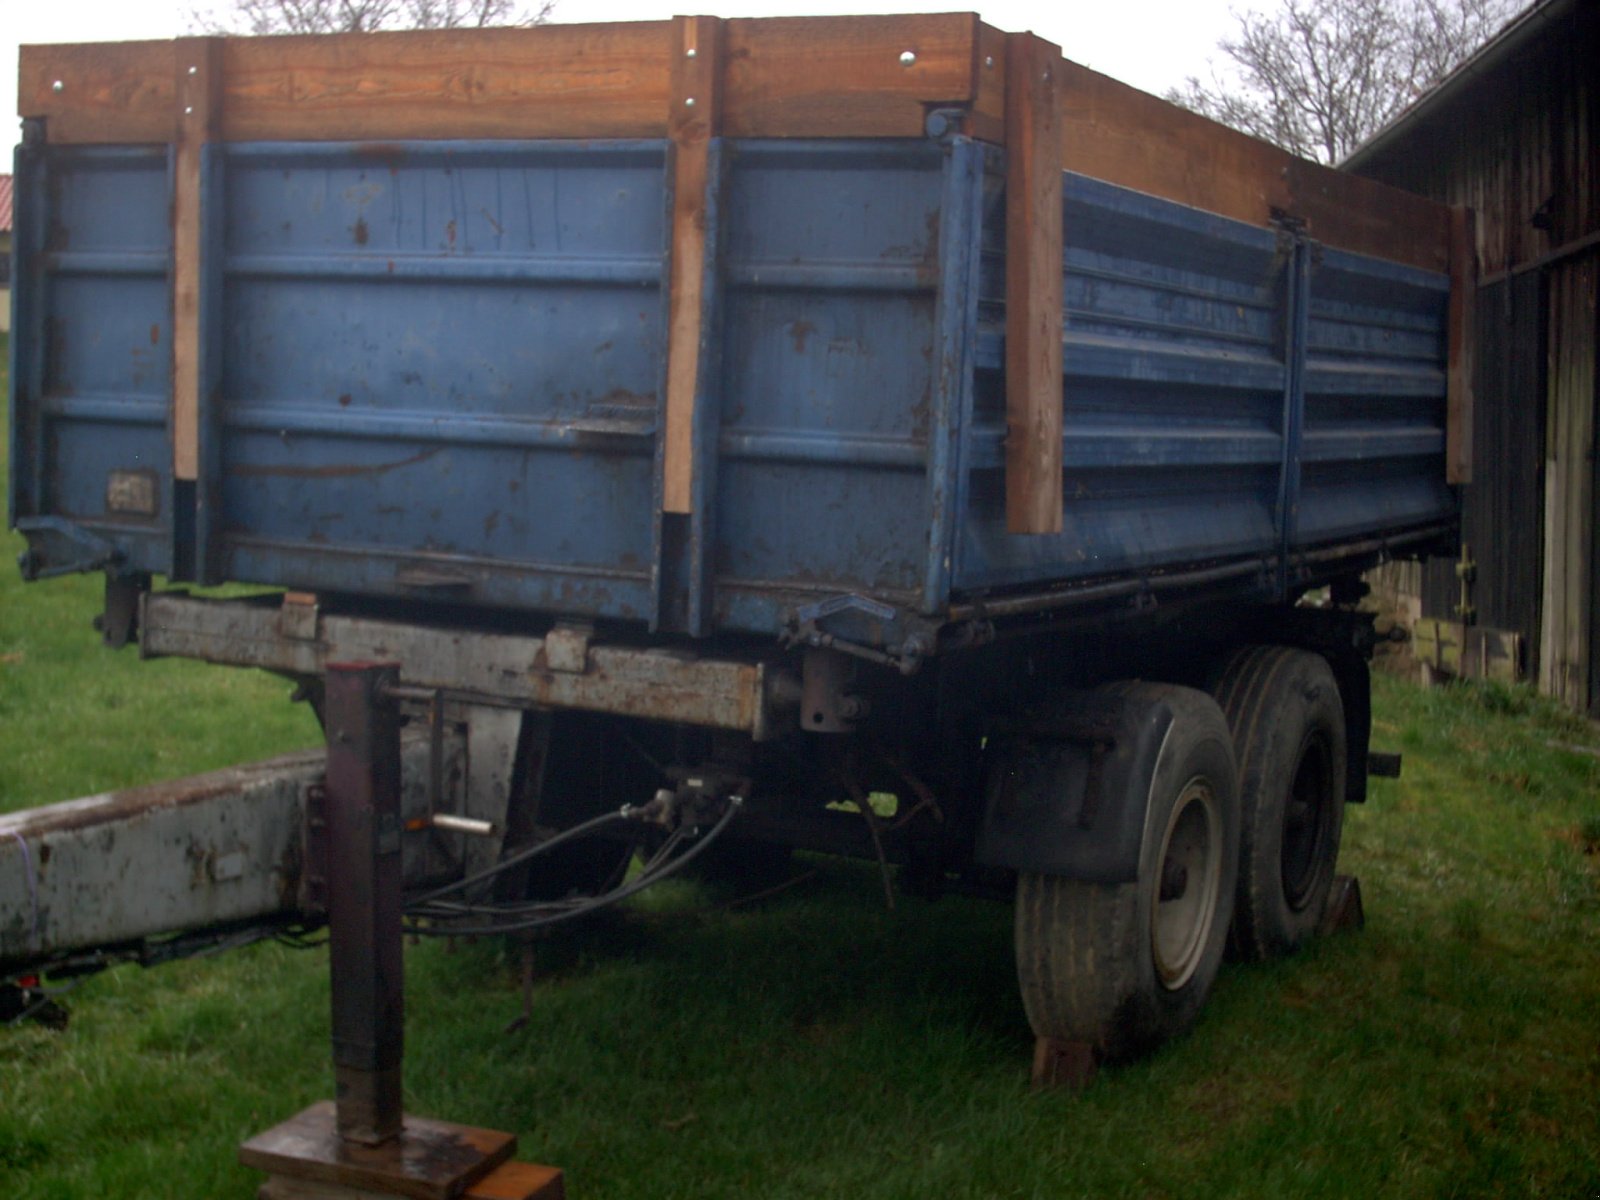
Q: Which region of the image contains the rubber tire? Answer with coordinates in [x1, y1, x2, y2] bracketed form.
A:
[1014, 683, 1240, 1064]
[1211, 645, 1346, 960]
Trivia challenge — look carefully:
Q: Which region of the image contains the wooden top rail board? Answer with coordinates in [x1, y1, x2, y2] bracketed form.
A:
[21, 13, 1453, 270]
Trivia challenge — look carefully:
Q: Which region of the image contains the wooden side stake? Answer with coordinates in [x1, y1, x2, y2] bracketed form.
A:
[171, 37, 222, 484]
[1004, 32, 1064, 535]
[1446, 205, 1476, 486]
[662, 15, 723, 515]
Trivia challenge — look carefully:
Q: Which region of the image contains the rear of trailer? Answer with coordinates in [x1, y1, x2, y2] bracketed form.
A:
[4, 13, 1468, 1148]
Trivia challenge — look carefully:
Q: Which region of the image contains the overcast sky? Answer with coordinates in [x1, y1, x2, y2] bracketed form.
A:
[6, 0, 1249, 154]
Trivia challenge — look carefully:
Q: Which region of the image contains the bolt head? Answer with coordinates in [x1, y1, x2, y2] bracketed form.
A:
[188, 65, 198, 76]
[985, 55, 995, 69]
[52, 80, 64, 94]
[899, 50, 917, 67]
[684, 96, 696, 108]
[184, 105, 194, 115]
[685, 46, 697, 58]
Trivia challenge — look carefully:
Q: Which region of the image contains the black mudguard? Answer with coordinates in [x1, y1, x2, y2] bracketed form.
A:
[975, 688, 1177, 885]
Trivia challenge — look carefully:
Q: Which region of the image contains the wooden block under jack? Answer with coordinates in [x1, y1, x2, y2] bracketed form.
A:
[1031, 1036, 1097, 1090]
[466, 1161, 566, 1200]
[259, 1161, 564, 1200]
[1318, 875, 1365, 937]
[242, 1101, 563, 1200]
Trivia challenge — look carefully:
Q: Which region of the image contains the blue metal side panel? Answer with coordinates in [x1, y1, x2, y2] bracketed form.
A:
[956, 169, 1290, 592]
[921, 137, 986, 613]
[711, 140, 951, 628]
[195, 145, 227, 584]
[213, 140, 668, 621]
[14, 134, 1453, 635]
[1296, 246, 1453, 546]
[8, 141, 41, 531]
[15, 146, 173, 578]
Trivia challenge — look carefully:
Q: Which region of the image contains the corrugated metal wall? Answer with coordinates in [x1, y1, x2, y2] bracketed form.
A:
[1351, 0, 1598, 711]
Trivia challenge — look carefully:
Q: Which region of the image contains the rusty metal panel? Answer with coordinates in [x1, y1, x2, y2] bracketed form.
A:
[138, 592, 790, 738]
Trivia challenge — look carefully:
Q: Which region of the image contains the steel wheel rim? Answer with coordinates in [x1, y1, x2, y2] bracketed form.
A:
[1151, 776, 1223, 991]
[1282, 731, 1335, 911]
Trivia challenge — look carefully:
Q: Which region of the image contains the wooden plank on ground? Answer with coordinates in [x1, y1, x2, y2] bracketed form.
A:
[1004, 32, 1064, 536]
[172, 36, 222, 485]
[721, 13, 980, 138]
[466, 1160, 566, 1200]
[1446, 205, 1478, 484]
[661, 14, 723, 515]
[1415, 617, 1523, 683]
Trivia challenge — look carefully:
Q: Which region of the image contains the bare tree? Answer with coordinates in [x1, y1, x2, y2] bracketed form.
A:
[194, 0, 552, 36]
[1167, 0, 1521, 164]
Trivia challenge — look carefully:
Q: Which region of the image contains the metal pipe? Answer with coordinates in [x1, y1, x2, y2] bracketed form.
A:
[428, 813, 498, 838]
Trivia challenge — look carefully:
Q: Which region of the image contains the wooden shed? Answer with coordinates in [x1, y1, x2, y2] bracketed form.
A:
[1346, 0, 1598, 713]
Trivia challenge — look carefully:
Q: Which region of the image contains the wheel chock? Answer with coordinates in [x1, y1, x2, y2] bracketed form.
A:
[1318, 874, 1365, 937]
[1030, 1036, 1097, 1090]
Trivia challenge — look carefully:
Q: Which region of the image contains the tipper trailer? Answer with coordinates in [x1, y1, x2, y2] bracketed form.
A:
[4, 12, 1469, 1192]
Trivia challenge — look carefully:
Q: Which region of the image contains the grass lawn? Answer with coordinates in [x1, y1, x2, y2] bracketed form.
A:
[4, 330, 1599, 1197]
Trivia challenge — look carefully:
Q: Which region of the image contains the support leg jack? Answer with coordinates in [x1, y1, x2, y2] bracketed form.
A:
[240, 664, 564, 1200]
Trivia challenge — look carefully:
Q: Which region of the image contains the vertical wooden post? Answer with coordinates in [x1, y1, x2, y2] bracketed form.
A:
[662, 16, 723, 515]
[1446, 205, 1476, 486]
[171, 37, 222, 485]
[1004, 32, 1064, 534]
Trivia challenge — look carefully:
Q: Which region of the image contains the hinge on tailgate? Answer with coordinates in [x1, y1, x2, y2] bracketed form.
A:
[781, 594, 935, 676]
[15, 518, 123, 581]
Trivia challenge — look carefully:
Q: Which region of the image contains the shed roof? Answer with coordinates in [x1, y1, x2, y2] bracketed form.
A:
[1343, 0, 1575, 170]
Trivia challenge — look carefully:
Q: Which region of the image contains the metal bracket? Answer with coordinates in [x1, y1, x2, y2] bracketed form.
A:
[95, 571, 150, 650]
[542, 622, 593, 674]
[924, 107, 970, 141]
[15, 518, 123, 581]
[783, 594, 933, 675]
[278, 592, 320, 641]
[1454, 543, 1478, 623]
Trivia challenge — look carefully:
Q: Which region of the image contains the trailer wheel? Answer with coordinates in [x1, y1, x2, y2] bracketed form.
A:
[1211, 646, 1346, 960]
[1014, 684, 1239, 1063]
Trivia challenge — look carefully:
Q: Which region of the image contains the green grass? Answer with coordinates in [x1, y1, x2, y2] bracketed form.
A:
[4, 329, 1600, 1196]
[0, 336, 319, 805]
